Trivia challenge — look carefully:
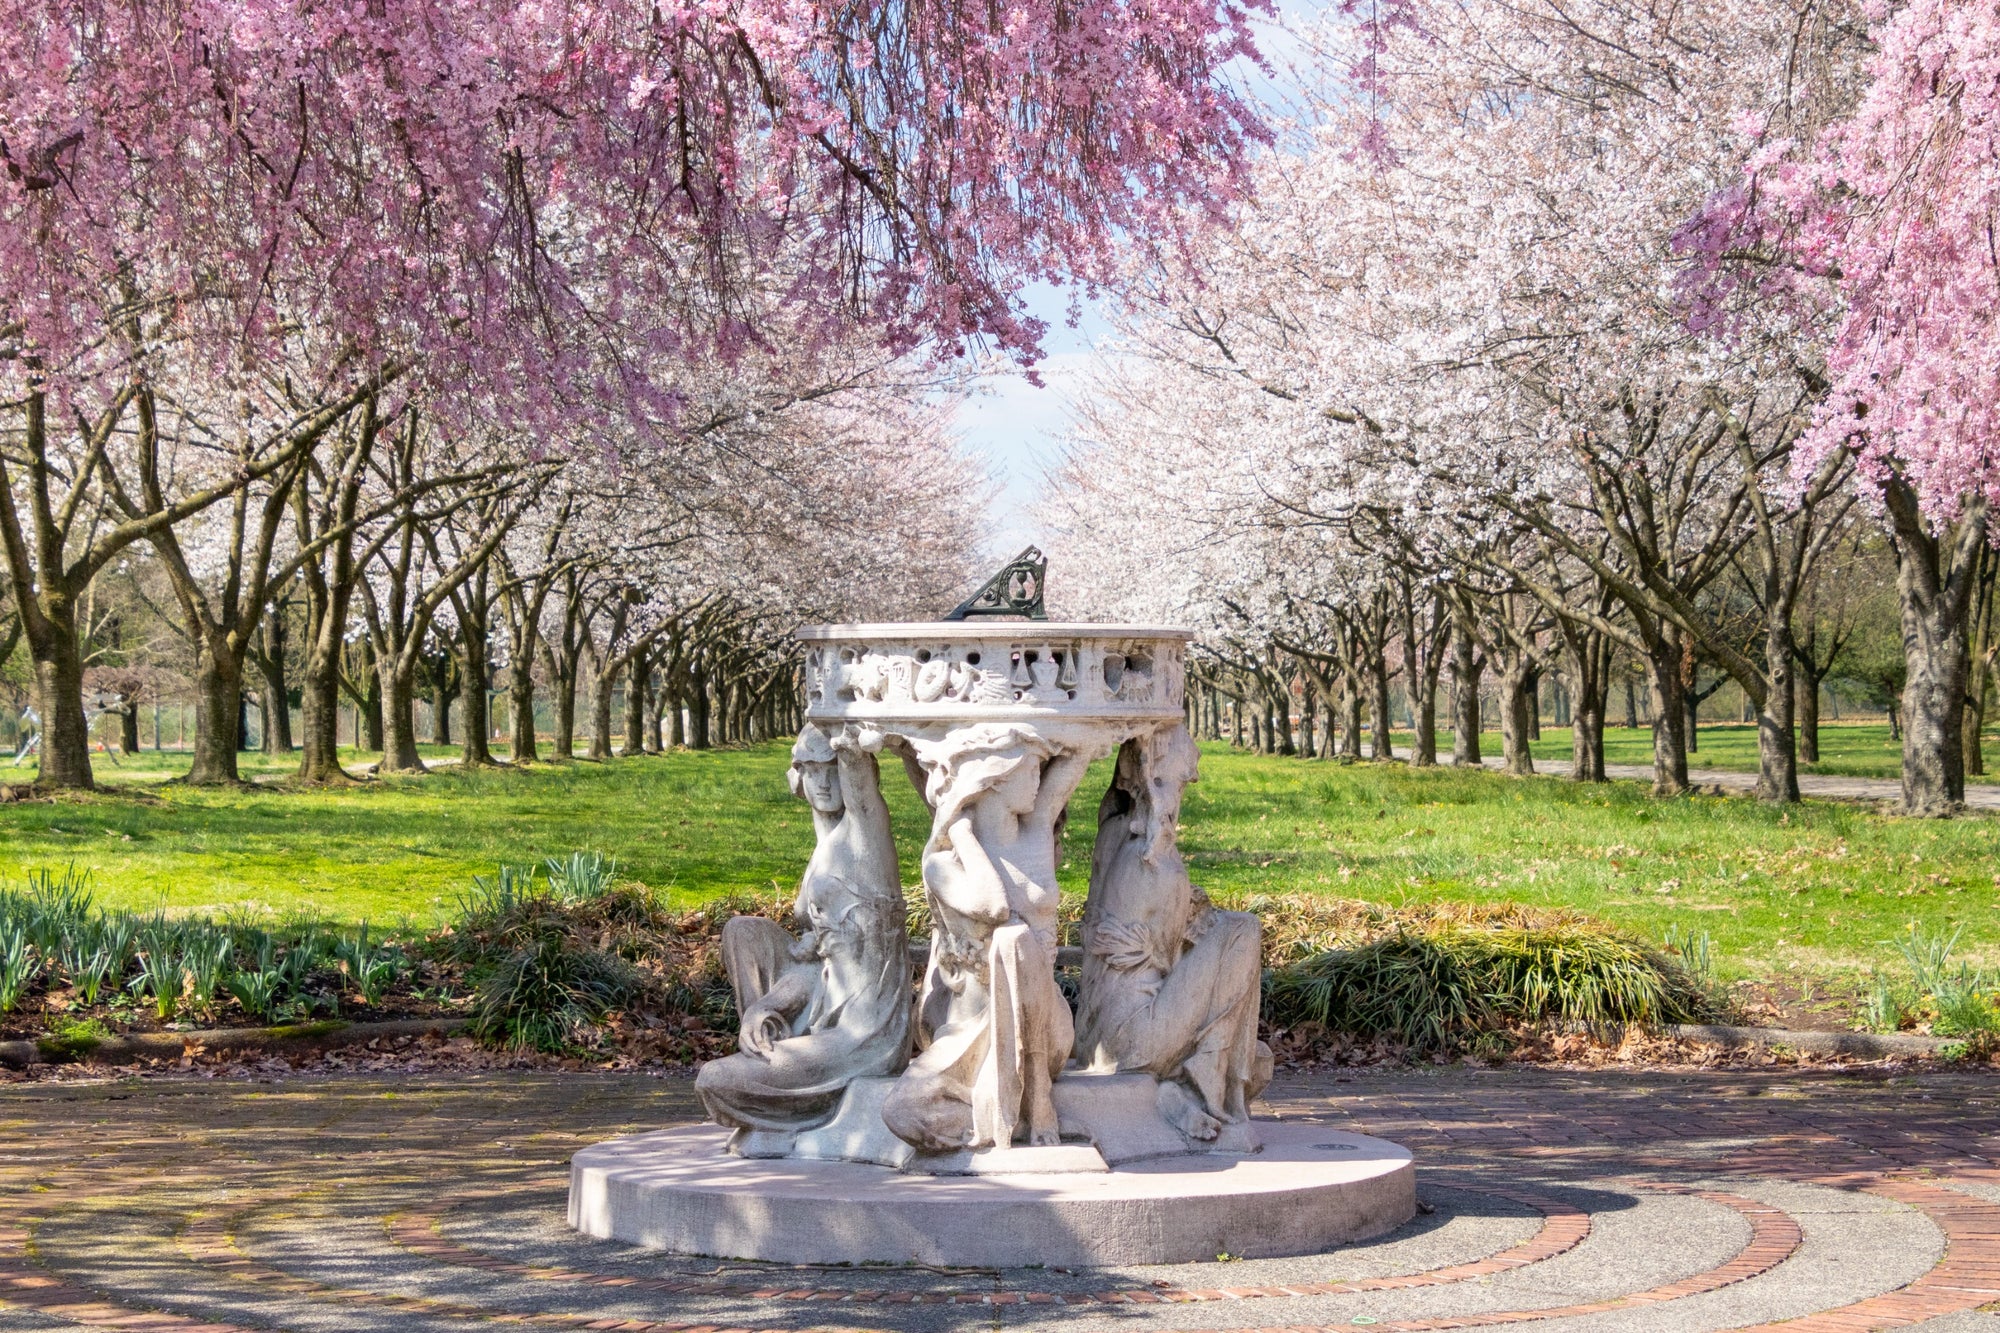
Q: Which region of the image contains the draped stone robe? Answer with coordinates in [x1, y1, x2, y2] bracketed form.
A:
[697, 742, 910, 1134]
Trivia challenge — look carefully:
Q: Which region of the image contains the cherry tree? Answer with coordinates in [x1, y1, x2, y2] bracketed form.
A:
[2, 0, 1272, 787]
[1685, 0, 2000, 813]
[1050, 0, 1874, 803]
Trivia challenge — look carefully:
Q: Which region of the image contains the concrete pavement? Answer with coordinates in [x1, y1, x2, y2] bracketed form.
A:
[5, 1065, 2000, 1331]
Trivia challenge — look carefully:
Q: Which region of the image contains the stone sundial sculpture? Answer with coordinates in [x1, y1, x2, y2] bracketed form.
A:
[692, 555, 1270, 1170]
[570, 557, 1414, 1266]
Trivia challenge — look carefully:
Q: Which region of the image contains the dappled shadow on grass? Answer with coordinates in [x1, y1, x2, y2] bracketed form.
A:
[3, 741, 2000, 984]
[1516, 719, 2000, 784]
[0, 749, 826, 924]
[1168, 747, 2000, 980]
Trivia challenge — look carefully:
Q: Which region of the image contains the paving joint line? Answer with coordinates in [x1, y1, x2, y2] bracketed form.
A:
[377, 1179, 1590, 1306]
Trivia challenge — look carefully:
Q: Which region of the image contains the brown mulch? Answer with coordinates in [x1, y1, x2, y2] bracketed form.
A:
[2, 1015, 1974, 1088]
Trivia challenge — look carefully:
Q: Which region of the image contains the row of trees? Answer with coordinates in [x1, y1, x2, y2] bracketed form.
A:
[1177, 547, 1935, 769]
[1048, 0, 1999, 815]
[2, 0, 1271, 788]
[35, 368, 987, 784]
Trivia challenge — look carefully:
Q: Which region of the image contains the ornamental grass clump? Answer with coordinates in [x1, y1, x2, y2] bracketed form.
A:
[0, 923, 38, 1013]
[468, 930, 644, 1053]
[1264, 917, 1716, 1055]
[0, 864, 411, 1032]
[545, 852, 619, 905]
[334, 924, 404, 1006]
[1864, 925, 2000, 1051]
[443, 858, 682, 1053]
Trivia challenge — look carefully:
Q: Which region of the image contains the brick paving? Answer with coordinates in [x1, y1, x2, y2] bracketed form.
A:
[2, 1065, 2000, 1330]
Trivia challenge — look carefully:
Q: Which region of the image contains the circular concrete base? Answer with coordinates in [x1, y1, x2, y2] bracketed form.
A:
[567, 1121, 1416, 1267]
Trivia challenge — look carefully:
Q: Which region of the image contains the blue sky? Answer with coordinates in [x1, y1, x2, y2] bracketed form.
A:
[949, 283, 1111, 557]
[949, 3, 1320, 558]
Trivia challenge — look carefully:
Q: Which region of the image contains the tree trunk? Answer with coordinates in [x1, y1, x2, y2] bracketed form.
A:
[431, 687, 454, 744]
[624, 655, 648, 757]
[1399, 592, 1440, 768]
[1572, 692, 1605, 782]
[1884, 487, 1985, 816]
[586, 655, 616, 760]
[27, 605, 93, 790]
[1408, 684, 1436, 766]
[546, 644, 576, 759]
[460, 628, 496, 766]
[1498, 662, 1535, 776]
[643, 668, 664, 754]
[1754, 622, 1801, 803]
[1899, 610, 1968, 815]
[509, 658, 539, 764]
[1964, 560, 1993, 778]
[341, 638, 384, 754]
[258, 614, 294, 753]
[1566, 635, 1608, 783]
[1451, 619, 1482, 767]
[1966, 666, 1988, 778]
[1623, 677, 1639, 730]
[1645, 633, 1691, 796]
[295, 526, 359, 786]
[688, 670, 713, 750]
[1525, 665, 1541, 741]
[377, 652, 426, 774]
[1798, 672, 1823, 765]
[1340, 674, 1362, 758]
[186, 642, 246, 785]
[1369, 655, 1393, 761]
[360, 672, 384, 754]
[297, 658, 346, 783]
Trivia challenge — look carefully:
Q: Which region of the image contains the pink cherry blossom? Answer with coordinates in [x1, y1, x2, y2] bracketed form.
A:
[0, 0, 1272, 429]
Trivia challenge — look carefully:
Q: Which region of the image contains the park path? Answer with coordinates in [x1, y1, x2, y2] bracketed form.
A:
[1391, 746, 2000, 810]
[4, 1064, 2000, 1332]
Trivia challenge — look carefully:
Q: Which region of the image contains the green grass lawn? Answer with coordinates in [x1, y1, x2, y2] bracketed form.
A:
[3, 741, 1998, 985]
[1517, 720, 2000, 782]
[1173, 751, 2000, 984]
[0, 749, 842, 926]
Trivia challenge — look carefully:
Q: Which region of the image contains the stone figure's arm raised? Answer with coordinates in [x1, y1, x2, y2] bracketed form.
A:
[923, 816, 1011, 925]
[829, 725, 900, 894]
[1031, 748, 1088, 824]
[829, 726, 889, 820]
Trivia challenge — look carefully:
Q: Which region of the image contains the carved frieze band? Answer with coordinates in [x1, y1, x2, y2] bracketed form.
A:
[802, 635, 1187, 720]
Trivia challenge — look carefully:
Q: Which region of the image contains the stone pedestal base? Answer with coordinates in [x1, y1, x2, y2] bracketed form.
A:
[568, 1120, 1415, 1267]
[729, 1070, 1258, 1174]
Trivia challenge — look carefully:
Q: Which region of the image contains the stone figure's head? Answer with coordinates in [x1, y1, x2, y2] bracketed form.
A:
[918, 724, 1059, 834]
[1145, 724, 1200, 799]
[789, 724, 844, 815]
[1111, 725, 1199, 865]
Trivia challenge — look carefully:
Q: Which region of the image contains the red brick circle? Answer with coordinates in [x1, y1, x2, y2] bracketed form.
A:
[380, 1179, 1588, 1306]
[10, 1168, 2000, 1333]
